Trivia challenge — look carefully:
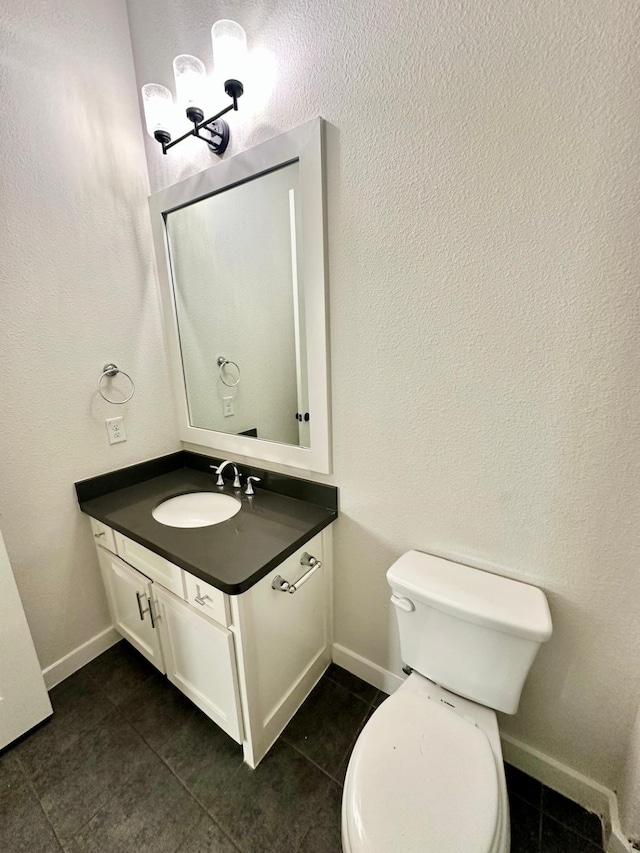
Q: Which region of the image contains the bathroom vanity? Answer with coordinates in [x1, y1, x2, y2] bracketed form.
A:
[76, 452, 337, 768]
[78, 119, 335, 769]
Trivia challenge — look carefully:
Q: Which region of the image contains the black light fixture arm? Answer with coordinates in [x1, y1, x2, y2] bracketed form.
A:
[155, 92, 240, 156]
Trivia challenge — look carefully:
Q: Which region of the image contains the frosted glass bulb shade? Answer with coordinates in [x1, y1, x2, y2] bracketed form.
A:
[141, 84, 173, 142]
[211, 20, 247, 87]
[173, 55, 208, 117]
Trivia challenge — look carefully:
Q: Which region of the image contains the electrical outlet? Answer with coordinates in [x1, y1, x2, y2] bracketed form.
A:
[105, 416, 127, 444]
[222, 396, 234, 417]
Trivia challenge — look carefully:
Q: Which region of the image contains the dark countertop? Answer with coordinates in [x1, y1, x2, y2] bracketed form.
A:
[78, 464, 337, 595]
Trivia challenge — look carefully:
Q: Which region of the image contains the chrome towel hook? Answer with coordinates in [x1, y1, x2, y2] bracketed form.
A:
[97, 363, 135, 404]
[217, 356, 241, 387]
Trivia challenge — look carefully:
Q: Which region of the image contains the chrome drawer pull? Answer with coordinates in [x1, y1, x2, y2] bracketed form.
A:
[148, 597, 156, 628]
[272, 553, 322, 594]
[135, 591, 150, 621]
[94, 531, 105, 538]
[194, 584, 212, 607]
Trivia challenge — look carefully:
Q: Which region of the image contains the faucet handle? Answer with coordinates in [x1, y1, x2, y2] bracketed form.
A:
[209, 464, 224, 487]
[245, 476, 261, 496]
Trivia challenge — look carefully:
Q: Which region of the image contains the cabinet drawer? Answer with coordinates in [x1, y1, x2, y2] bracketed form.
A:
[184, 573, 229, 627]
[113, 531, 185, 598]
[90, 518, 116, 553]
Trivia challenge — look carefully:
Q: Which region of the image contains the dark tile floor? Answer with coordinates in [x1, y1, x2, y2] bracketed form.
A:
[0, 641, 605, 853]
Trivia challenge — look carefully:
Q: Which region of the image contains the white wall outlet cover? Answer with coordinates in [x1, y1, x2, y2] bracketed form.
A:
[222, 396, 234, 417]
[105, 416, 127, 444]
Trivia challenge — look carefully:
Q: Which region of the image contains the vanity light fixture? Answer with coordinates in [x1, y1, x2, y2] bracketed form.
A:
[141, 19, 247, 156]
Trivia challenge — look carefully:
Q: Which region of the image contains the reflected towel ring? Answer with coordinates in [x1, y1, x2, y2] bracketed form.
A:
[98, 363, 135, 404]
[217, 356, 241, 387]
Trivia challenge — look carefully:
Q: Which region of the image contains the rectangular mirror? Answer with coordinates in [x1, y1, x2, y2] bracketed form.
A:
[149, 118, 331, 473]
[166, 161, 309, 447]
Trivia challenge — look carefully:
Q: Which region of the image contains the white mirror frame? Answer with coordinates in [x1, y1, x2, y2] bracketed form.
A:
[149, 117, 331, 474]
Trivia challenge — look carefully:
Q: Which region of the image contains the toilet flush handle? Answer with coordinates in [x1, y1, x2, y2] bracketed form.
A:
[390, 595, 415, 613]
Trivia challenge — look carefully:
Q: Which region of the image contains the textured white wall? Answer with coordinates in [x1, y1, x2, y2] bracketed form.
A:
[126, 0, 640, 793]
[0, 0, 179, 669]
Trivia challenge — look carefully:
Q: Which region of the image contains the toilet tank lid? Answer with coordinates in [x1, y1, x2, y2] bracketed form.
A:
[387, 551, 552, 642]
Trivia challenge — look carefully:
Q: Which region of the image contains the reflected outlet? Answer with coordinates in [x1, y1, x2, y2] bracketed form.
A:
[222, 397, 234, 417]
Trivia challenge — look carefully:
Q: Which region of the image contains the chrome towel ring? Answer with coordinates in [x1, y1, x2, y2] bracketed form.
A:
[98, 363, 135, 404]
[217, 356, 241, 387]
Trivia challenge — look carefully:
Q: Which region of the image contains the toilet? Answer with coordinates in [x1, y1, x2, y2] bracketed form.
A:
[342, 550, 553, 853]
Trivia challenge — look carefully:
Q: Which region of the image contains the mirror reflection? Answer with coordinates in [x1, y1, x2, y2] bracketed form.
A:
[165, 161, 310, 448]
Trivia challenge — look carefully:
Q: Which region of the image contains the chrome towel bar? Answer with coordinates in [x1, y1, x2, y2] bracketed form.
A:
[272, 552, 322, 594]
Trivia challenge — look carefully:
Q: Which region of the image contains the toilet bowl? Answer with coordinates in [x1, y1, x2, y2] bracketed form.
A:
[341, 550, 552, 853]
[342, 675, 510, 853]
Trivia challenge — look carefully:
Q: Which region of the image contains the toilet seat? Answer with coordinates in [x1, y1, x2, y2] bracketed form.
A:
[342, 688, 500, 853]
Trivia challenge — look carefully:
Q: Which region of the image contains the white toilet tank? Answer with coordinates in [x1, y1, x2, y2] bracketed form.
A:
[387, 551, 552, 714]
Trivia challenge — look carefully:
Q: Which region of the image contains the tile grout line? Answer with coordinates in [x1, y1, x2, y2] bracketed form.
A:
[291, 771, 336, 853]
[76, 649, 242, 851]
[77, 727, 160, 848]
[97, 722, 241, 853]
[20, 770, 67, 853]
[302, 668, 380, 788]
[15, 710, 151, 850]
[324, 670, 382, 710]
[135, 724, 246, 853]
[173, 803, 243, 853]
[282, 701, 371, 788]
[537, 795, 543, 853]
[542, 813, 605, 851]
[540, 786, 605, 848]
[10, 655, 366, 853]
[508, 787, 605, 852]
[126, 671, 350, 852]
[283, 737, 345, 788]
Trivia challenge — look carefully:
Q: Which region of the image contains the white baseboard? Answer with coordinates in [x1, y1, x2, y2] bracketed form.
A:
[502, 733, 632, 853]
[331, 643, 632, 853]
[42, 626, 121, 690]
[332, 642, 404, 696]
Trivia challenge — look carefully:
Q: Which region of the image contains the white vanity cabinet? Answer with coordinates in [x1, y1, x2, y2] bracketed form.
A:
[88, 516, 332, 768]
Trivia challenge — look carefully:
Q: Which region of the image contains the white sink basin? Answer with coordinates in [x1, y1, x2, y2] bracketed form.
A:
[152, 492, 241, 528]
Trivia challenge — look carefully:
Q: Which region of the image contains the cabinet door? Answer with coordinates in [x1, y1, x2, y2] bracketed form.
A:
[96, 547, 165, 672]
[154, 585, 242, 743]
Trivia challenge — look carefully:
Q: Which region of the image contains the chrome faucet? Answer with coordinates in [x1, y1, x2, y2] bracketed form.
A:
[210, 460, 241, 489]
